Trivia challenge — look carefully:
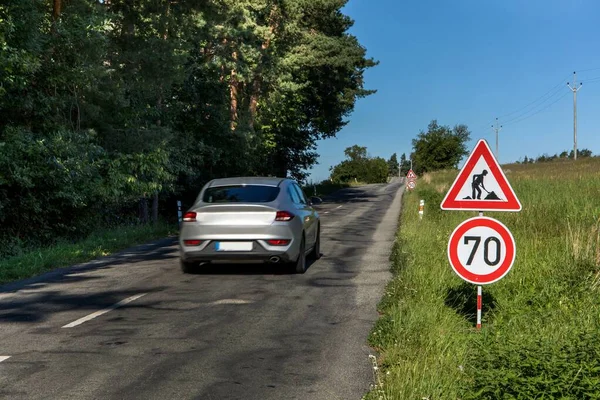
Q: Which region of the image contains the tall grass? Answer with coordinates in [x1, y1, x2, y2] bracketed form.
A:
[0, 221, 177, 285]
[367, 157, 600, 399]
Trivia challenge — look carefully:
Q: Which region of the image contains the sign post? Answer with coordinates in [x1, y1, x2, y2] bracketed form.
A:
[441, 139, 521, 329]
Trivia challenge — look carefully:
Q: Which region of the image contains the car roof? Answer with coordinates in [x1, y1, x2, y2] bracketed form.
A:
[207, 176, 289, 188]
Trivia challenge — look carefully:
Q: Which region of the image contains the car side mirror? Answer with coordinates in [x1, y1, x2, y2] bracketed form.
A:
[310, 196, 322, 205]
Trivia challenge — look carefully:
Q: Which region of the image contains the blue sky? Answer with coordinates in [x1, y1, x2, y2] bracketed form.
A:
[306, 0, 600, 182]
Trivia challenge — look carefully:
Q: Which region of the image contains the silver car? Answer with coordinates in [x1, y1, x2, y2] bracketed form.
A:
[179, 177, 322, 274]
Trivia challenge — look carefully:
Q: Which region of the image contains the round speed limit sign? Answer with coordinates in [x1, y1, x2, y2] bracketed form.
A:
[448, 216, 516, 285]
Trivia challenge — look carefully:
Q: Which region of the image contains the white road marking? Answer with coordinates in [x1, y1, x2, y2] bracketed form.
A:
[62, 293, 147, 328]
[336, 205, 343, 209]
[210, 299, 253, 305]
[324, 211, 330, 214]
[0, 356, 11, 363]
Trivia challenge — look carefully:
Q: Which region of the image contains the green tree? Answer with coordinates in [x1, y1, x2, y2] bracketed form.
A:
[387, 153, 399, 177]
[0, 0, 378, 255]
[253, 0, 378, 180]
[579, 148, 593, 158]
[399, 153, 411, 175]
[410, 120, 471, 174]
[330, 145, 388, 184]
[366, 157, 389, 183]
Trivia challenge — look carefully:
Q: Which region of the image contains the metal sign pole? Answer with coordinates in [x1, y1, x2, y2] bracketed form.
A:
[477, 210, 483, 330]
[177, 200, 182, 228]
[476, 285, 482, 330]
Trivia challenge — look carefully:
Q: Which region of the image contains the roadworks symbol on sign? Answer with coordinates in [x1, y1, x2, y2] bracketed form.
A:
[441, 139, 521, 212]
[406, 169, 417, 181]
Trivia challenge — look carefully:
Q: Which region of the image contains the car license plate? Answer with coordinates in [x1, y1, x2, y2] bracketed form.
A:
[215, 242, 253, 252]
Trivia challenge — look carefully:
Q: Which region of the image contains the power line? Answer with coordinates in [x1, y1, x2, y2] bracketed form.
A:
[496, 75, 570, 120]
[499, 85, 566, 125]
[475, 69, 593, 133]
[502, 91, 570, 127]
[576, 66, 600, 73]
[581, 76, 600, 83]
[580, 79, 600, 85]
[472, 120, 496, 133]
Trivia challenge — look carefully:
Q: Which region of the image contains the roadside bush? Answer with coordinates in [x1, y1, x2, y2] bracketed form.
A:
[465, 331, 600, 399]
[0, 127, 106, 256]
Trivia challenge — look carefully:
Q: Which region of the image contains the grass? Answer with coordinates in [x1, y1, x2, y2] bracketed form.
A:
[0, 221, 177, 285]
[366, 157, 600, 399]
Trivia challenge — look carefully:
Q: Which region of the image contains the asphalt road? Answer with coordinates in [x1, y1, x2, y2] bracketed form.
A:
[0, 179, 404, 400]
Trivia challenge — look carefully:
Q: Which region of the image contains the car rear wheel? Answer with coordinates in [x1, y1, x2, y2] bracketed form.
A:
[309, 225, 321, 260]
[180, 259, 197, 274]
[292, 236, 307, 274]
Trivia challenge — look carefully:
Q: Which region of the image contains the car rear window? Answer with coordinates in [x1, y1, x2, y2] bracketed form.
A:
[202, 185, 280, 203]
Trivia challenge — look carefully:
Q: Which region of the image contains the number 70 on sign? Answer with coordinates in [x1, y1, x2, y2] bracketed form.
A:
[447, 216, 516, 285]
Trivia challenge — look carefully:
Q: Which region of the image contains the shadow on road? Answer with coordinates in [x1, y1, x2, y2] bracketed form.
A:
[0, 238, 178, 295]
[0, 286, 170, 324]
[316, 182, 399, 206]
[184, 257, 320, 276]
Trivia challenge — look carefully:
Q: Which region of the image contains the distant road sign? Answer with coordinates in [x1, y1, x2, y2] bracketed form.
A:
[448, 216, 516, 285]
[406, 169, 417, 181]
[441, 139, 521, 212]
[407, 181, 416, 190]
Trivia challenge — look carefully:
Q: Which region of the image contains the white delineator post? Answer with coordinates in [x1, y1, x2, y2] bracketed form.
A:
[419, 200, 424, 219]
[177, 200, 183, 228]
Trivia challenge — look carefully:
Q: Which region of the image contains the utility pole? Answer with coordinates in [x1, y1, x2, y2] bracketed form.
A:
[567, 71, 582, 160]
[491, 118, 502, 161]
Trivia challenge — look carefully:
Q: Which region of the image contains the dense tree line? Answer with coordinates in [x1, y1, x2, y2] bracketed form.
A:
[0, 0, 375, 256]
[520, 149, 594, 164]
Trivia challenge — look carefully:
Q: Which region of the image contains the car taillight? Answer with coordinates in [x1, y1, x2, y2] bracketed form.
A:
[183, 212, 197, 222]
[267, 239, 291, 246]
[184, 239, 202, 246]
[275, 211, 294, 221]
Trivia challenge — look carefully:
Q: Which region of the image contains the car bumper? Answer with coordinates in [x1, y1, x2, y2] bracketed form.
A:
[179, 239, 298, 263]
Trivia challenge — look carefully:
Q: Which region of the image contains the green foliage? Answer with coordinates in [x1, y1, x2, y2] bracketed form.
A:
[0, 127, 106, 253]
[410, 120, 471, 174]
[330, 145, 389, 184]
[0, 221, 176, 284]
[387, 152, 399, 177]
[465, 332, 600, 399]
[399, 152, 411, 175]
[0, 0, 376, 259]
